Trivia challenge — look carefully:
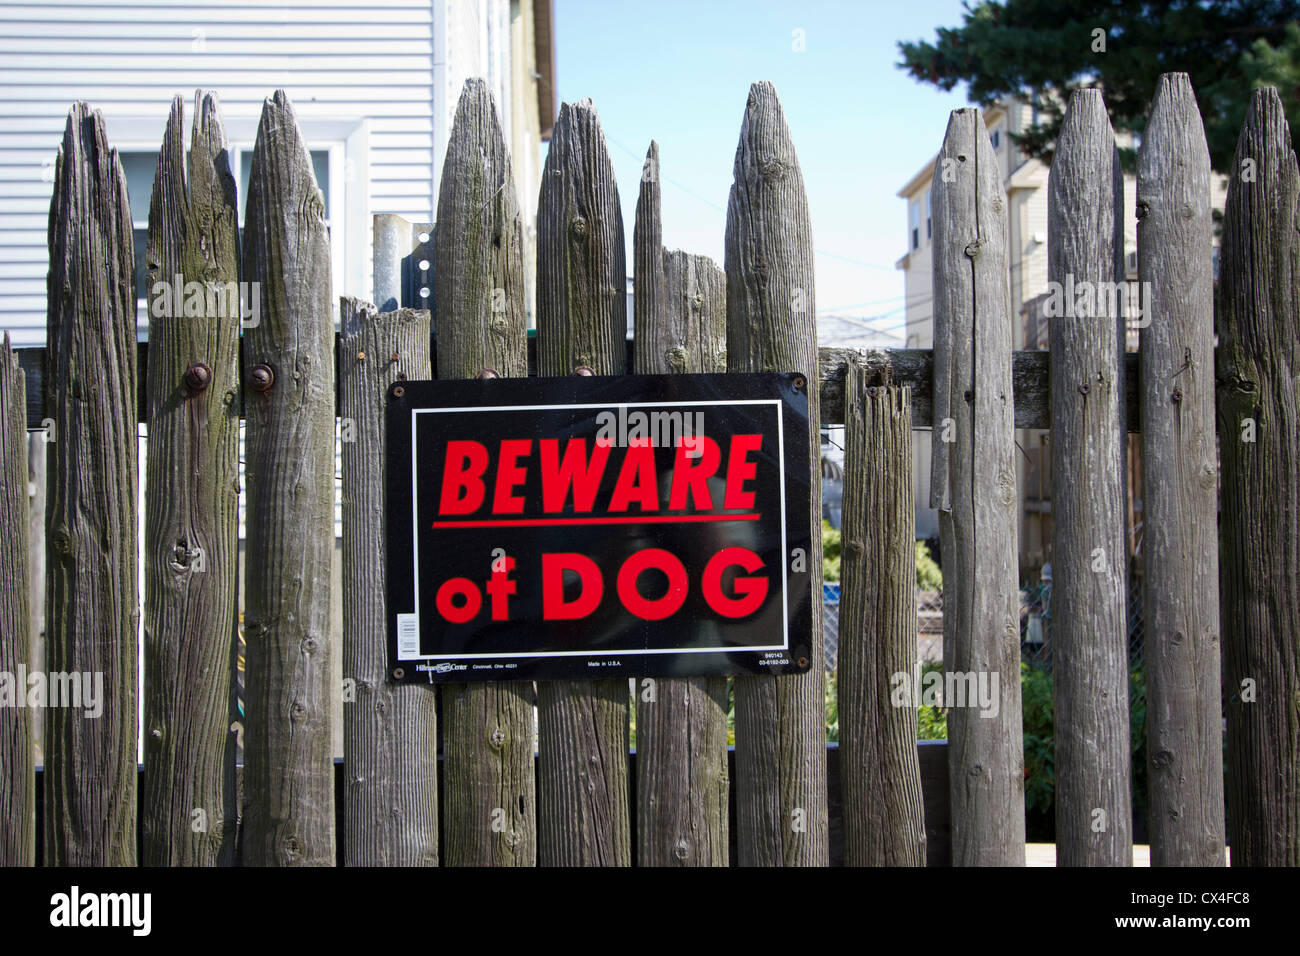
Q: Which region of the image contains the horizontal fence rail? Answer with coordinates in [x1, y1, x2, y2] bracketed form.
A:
[14, 343, 1144, 432]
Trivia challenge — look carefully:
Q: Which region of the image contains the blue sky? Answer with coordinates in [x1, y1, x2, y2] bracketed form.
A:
[548, 0, 974, 338]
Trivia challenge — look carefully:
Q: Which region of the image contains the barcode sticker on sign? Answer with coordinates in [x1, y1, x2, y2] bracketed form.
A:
[396, 614, 419, 659]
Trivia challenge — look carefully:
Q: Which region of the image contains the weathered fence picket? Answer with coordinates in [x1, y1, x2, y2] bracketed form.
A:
[632, 140, 730, 867]
[1047, 89, 1132, 866]
[0, 335, 33, 867]
[930, 107, 1025, 866]
[725, 81, 828, 866]
[839, 370, 925, 865]
[140, 92, 241, 867]
[1217, 86, 1300, 867]
[240, 91, 336, 867]
[339, 297, 439, 866]
[535, 98, 632, 866]
[433, 79, 535, 867]
[44, 102, 139, 867]
[1137, 73, 1225, 867]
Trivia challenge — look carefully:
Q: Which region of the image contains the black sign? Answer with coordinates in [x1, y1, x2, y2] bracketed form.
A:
[385, 372, 812, 683]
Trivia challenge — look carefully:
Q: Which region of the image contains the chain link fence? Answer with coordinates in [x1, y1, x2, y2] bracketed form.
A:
[1019, 579, 1146, 673]
[822, 586, 946, 673]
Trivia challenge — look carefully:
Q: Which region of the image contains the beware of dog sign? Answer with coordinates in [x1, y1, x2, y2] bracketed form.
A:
[385, 372, 813, 683]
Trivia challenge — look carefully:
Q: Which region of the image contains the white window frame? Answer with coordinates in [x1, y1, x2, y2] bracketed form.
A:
[102, 113, 368, 330]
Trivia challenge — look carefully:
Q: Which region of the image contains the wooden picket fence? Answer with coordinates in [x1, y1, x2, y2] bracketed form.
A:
[0, 72, 1296, 867]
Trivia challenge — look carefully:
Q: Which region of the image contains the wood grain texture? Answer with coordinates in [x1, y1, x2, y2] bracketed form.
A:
[536, 98, 628, 379]
[535, 98, 631, 866]
[140, 92, 241, 867]
[1047, 89, 1132, 867]
[0, 336, 34, 866]
[339, 298, 438, 866]
[1217, 86, 1300, 867]
[1137, 73, 1225, 867]
[433, 79, 535, 867]
[240, 90, 336, 867]
[725, 81, 827, 867]
[929, 108, 1025, 865]
[26, 437, 45, 785]
[839, 371, 925, 866]
[44, 102, 139, 866]
[633, 139, 730, 867]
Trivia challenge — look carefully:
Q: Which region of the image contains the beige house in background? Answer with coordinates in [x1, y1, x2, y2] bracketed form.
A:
[896, 97, 1228, 578]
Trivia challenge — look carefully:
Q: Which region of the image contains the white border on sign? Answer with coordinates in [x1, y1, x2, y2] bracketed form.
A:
[401, 399, 790, 661]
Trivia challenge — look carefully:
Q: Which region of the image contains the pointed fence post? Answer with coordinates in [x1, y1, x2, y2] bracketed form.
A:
[44, 102, 139, 867]
[1217, 86, 1300, 867]
[140, 92, 241, 867]
[535, 98, 632, 866]
[241, 90, 337, 866]
[1047, 89, 1132, 867]
[1137, 73, 1225, 867]
[434, 78, 535, 867]
[725, 81, 828, 867]
[930, 107, 1025, 866]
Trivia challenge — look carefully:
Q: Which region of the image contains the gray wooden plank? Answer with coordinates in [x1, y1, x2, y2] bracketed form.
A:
[139, 92, 241, 867]
[633, 139, 730, 867]
[839, 372, 925, 865]
[1047, 89, 1132, 867]
[534, 98, 631, 867]
[240, 90, 336, 867]
[725, 81, 828, 867]
[0, 335, 34, 866]
[43, 101, 139, 866]
[433, 78, 535, 867]
[930, 107, 1025, 865]
[1137, 73, 1225, 867]
[1217, 85, 1300, 867]
[339, 297, 438, 866]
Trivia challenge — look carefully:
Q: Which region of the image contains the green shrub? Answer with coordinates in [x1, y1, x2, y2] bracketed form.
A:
[825, 674, 839, 743]
[822, 520, 841, 582]
[1021, 661, 1055, 814]
[1018, 660, 1149, 819]
[915, 541, 942, 590]
[917, 660, 947, 739]
[825, 524, 943, 592]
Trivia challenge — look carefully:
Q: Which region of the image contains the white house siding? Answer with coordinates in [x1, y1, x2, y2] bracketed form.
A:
[0, 0, 538, 347]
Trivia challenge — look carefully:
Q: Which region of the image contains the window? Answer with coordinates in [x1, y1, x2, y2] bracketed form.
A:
[117, 148, 332, 308]
[990, 126, 1002, 151]
[910, 200, 920, 251]
[237, 149, 331, 220]
[119, 152, 157, 304]
[925, 189, 932, 241]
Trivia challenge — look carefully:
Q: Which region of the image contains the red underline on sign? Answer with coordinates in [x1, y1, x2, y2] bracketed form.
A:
[432, 513, 763, 529]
